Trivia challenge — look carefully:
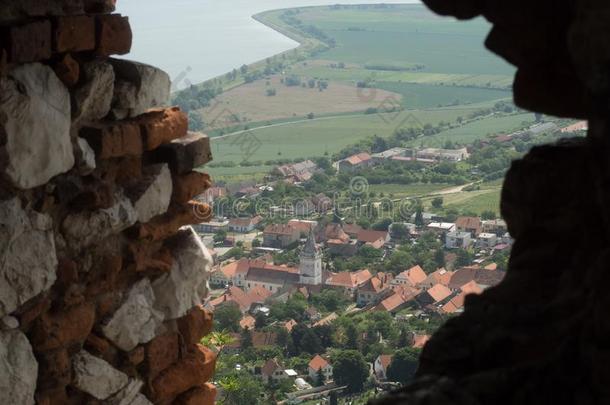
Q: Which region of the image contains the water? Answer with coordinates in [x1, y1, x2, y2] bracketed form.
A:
[117, 0, 419, 84]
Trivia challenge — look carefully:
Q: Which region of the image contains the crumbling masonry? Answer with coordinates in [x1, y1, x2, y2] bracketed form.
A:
[0, 1, 217, 404]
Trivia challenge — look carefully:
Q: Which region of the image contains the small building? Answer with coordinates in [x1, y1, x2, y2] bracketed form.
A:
[393, 265, 427, 287]
[326, 269, 373, 296]
[356, 272, 393, 306]
[455, 216, 482, 237]
[374, 355, 393, 380]
[263, 224, 300, 248]
[193, 219, 229, 234]
[445, 231, 472, 249]
[427, 222, 456, 234]
[261, 359, 287, 383]
[274, 160, 319, 182]
[308, 355, 333, 382]
[416, 147, 470, 162]
[477, 233, 498, 249]
[419, 268, 453, 290]
[482, 219, 507, 235]
[228, 216, 262, 233]
[336, 152, 374, 173]
[371, 147, 409, 164]
[357, 230, 390, 249]
[288, 219, 318, 237]
[415, 283, 452, 307]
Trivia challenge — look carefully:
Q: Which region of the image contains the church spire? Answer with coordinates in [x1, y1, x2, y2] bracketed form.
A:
[302, 226, 318, 256]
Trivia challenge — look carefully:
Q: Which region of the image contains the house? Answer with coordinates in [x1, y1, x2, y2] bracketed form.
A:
[371, 147, 409, 164]
[327, 238, 358, 257]
[284, 319, 298, 332]
[455, 216, 482, 237]
[263, 224, 300, 248]
[411, 334, 431, 349]
[274, 160, 319, 182]
[193, 219, 229, 234]
[293, 199, 317, 217]
[416, 283, 452, 307]
[374, 355, 393, 380]
[357, 230, 390, 249]
[357, 272, 393, 306]
[391, 156, 436, 165]
[374, 286, 420, 314]
[244, 261, 300, 293]
[445, 231, 472, 249]
[416, 147, 470, 162]
[228, 216, 262, 233]
[209, 285, 272, 314]
[313, 312, 338, 327]
[336, 152, 373, 173]
[419, 268, 453, 290]
[392, 265, 427, 287]
[482, 219, 508, 235]
[288, 219, 318, 236]
[311, 193, 333, 213]
[326, 269, 373, 296]
[441, 280, 484, 314]
[409, 212, 442, 225]
[448, 267, 506, 291]
[477, 233, 498, 249]
[212, 258, 250, 287]
[261, 359, 287, 383]
[308, 355, 333, 382]
[343, 223, 363, 239]
[427, 222, 456, 234]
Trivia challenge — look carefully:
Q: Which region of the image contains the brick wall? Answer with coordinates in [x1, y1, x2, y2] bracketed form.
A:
[0, 1, 217, 404]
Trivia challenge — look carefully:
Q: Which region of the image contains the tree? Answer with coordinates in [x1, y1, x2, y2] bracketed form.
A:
[214, 303, 242, 332]
[307, 112, 315, 119]
[344, 322, 359, 350]
[333, 350, 369, 393]
[241, 328, 253, 350]
[414, 206, 424, 227]
[240, 64, 248, 75]
[316, 367, 325, 386]
[456, 248, 474, 267]
[386, 348, 419, 384]
[431, 197, 444, 209]
[481, 210, 497, 220]
[291, 324, 322, 355]
[391, 223, 409, 241]
[434, 248, 446, 268]
[255, 312, 267, 329]
[214, 230, 227, 243]
[218, 372, 263, 405]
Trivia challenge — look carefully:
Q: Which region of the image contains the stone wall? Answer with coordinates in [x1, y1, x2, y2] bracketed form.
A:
[0, 1, 217, 404]
[375, 1, 610, 405]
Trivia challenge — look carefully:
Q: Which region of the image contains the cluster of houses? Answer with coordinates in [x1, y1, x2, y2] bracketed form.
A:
[334, 147, 471, 173]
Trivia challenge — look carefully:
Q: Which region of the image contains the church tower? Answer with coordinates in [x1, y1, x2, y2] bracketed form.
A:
[299, 227, 323, 285]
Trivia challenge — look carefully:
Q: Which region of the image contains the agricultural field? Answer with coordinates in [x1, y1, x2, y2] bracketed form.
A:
[368, 183, 453, 199]
[200, 75, 401, 124]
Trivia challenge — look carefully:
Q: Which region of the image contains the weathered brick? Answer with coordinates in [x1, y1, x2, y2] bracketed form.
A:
[81, 122, 142, 159]
[84, 0, 116, 13]
[54, 15, 95, 52]
[52, 53, 80, 87]
[127, 346, 145, 366]
[85, 333, 111, 355]
[37, 349, 72, 390]
[132, 201, 212, 242]
[138, 107, 188, 151]
[152, 344, 216, 402]
[146, 332, 180, 379]
[177, 306, 213, 346]
[152, 132, 213, 175]
[6, 20, 52, 63]
[175, 384, 217, 405]
[172, 172, 212, 203]
[128, 240, 173, 273]
[30, 302, 96, 351]
[95, 14, 132, 56]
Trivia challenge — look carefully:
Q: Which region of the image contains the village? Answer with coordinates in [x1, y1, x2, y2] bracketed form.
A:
[188, 119, 586, 403]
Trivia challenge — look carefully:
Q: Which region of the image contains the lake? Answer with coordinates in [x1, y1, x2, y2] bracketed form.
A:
[117, 0, 419, 84]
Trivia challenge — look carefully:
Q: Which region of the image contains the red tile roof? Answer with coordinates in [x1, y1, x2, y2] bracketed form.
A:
[284, 319, 298, 332]
[326, 269, 373, 289]
[397, 265, 427, 286]
[377, 354, 393, 370]
[426, 283, 452, 303]
[357, 230, 389, 244]
[240, 315, 255, 330]
[264, 223, 298, 236]
[455, 216, 482, 232]
[412, 334, 430, 349]
[345, 152, 372, 165]
[309, 354, 330, 371]
[261, 358, 282, 377]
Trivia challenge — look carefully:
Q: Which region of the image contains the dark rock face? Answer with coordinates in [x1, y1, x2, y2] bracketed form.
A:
[374, 1, 610, 404]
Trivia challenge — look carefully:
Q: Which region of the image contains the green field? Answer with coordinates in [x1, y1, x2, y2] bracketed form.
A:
[369, 183, 453, 198]
[211, 106, 498, 164]
[375, 82, 511, 109]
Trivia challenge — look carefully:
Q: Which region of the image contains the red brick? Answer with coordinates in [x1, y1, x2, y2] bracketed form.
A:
[152, 132, 212, 175]
[152, 345, 217, 402]
[128, 346, 145, 366]
[85, 333, 111, 355]
[146, 332, 180, 379]
[54, 15, 95, 52]
[17, 295, 52, 331]
[138, 107, 188, 151]
[52, 53, 80, 87]
[81, 122, 142, 159]
[37, 349, 72, 390]
[56, 258, 78, 289]
[30, 302, 96, 351]
[6, 20, 52, 63]
[177, 306, 214, 346]
[175, 384, 217, 405]
[172, 172, 212, 203]
[95, 14, 132, 56]
[115, 156, 143, 185]
[85, 255, 123, 296]
[133, 201, 212, 242]
[84, 0, 117, 13]
[36, 387, 69, 405]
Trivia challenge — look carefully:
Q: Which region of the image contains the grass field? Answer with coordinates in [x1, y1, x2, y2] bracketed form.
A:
[424, 186, 502, 215]
[210, 106, 500, 164]
[375, 81, 511, 109]
[369, 183, 453, 198]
